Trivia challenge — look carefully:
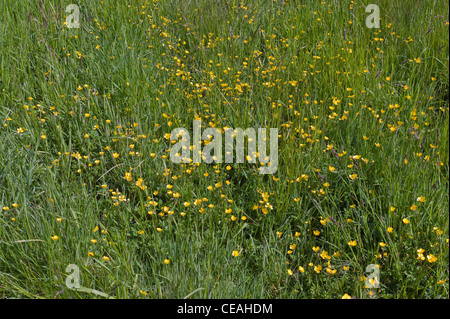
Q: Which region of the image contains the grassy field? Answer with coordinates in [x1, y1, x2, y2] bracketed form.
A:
[0, 0, 448, 299]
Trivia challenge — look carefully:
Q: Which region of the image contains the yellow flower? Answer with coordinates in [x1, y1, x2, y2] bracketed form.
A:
[427, 254, 437, 263]
[326, 268, 337, 275]
[348, 240, 357, 247]
[349, 174, 358, 180]
[124, 172, 132, 181]
[102, 256, 110, 262]
[387, 227, 394, 233]
[88, 252, 94, 257]
[276, 232, 283, 238]
[416, 196, 425, 203]
[51, 235, 59, 241]
[287, 269, 293, 276]
[379, 242, 386, 247]
[232, 250, 239, 257]
[298, 266, 305, 273]
[342, 294, 352, 299]
[320, 250, 330, 260]
[112, 152, 119, 159]
[314, 265, 322, 273]
[402, 218, 410, 224]
[164, 259, 170, 264]
[329, 166, 335, 172]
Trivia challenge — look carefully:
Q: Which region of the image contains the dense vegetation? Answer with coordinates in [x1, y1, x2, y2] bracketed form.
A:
[0, 0, 448, 298]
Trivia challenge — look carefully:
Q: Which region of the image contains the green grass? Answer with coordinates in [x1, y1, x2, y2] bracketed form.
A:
[0, 0, 448, 299]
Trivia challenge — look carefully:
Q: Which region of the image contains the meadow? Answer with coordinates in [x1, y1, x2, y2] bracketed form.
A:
[0, 0, 448, 299]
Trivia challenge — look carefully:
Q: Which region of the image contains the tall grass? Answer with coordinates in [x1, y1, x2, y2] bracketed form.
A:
[0, 0, 448, 298]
